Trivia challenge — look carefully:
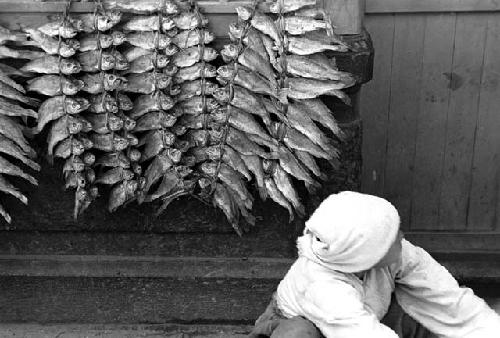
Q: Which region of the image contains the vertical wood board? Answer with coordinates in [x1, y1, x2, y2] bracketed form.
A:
[468, 14, 500, 231]
[411, 13, 456, 230]
[383, 14, 426, 230]
[438, 13, 487, 230]
[360, 14, 395, 197]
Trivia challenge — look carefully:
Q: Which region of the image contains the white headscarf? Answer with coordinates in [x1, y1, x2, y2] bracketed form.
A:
[298, 191, 400, 273]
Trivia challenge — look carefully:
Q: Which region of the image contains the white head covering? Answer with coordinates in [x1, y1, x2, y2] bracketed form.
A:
[297, 191, 400, 273]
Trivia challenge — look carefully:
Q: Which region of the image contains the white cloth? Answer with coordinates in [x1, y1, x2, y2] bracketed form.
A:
[276, 239, 500, 338]
[303, 191, 400, 273]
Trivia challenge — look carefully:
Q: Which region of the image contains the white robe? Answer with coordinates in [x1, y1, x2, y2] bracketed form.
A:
[276, 239, 500, 338]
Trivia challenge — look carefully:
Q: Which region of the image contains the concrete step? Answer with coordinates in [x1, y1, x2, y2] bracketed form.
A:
[0, 324, 252, 338]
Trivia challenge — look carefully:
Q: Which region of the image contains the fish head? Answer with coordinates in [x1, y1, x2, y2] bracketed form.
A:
[108, 115, 124, 131]
[217, 65, 236, 79]
[104, 100, 119, 113]
[132, 163, 142, 176]
[85, 168, 96, 184]
[83, 152, 96, 166]
[164, 44, 179, 56]
[204, 81, 219, 95]
[156, 54, 170, 68]
[100, 34, 114, 47]
[71, 139, 85, 156]
[75, 174, 87, 189]
[79, 117, 93, 133]
[158, 93, 175, 110]
[128, 148, 141, 162]
[88, 186, 99, 199]
[107, 11, 123, 25]
[97, 15, 113, 31]
[122, 117, 136, 131]
[198, 177, 211, 189]
[126, 134, 139, 146]
[162, 17, 176, 31]
[181, 155, 196, 167]
[209, 128, 224, 142]
[59, 44, 76, 58]
[200, 162, 217, 175]
[66, 39, 80, 50]
[79, 137, 94, 150]
[189, 130, 209, 147]
[69, 156, 85, 170]
[163, 64, 178, 76]
[206, 145, 222, 159]
[269, 2, 281, 13]
[113, 135, 129, 152]
[61, 59, 81, 74]
[167, 148, 182, 163]
[126, 180, 138, 195]
[262, 159, 274, 172]
[123, 169, 134, 181]
[170, 84, 181, 96]
[65, 98, 84, 114]
[236, 6, 253, 21]
[171, 124, 187, 136]
[161, 130, 176, 146]
[159, 35, 172, 48]
[67, 117, 83, 134]
[111, 30, 126, 45]
[177, 165, 193, 178]
[71, 79, 85, 92]
[104, 73, 119, 86]
[118, 94, 133, 110]
[165, 1, 179, 15]
[204, 64, 217, 78]
[101, 53, 116, 69]
[211, 108, 226, 123]
[205, 98, 219, 112]
[156, 74, 171, 89]
[229, 22, 244, 39]
[212, 87, 231, 103]
[221, 44, 239, 61]
[70, 18, 84, 31]
[204, 31, 215, 43]
[160, 113, 177, 128]
[204, 47, 218, 61]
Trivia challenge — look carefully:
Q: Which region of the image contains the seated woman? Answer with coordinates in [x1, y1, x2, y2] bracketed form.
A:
[249, 191, 500, 338]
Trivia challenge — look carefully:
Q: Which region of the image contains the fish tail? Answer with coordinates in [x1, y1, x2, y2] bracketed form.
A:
[258, 185, 268, 201]
[305, 180, 321, 194]
[23, 96, 41, 108]
[0, 203, 12, 224]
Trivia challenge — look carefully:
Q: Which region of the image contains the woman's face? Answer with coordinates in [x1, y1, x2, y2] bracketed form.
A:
[372, 230, 404, 269]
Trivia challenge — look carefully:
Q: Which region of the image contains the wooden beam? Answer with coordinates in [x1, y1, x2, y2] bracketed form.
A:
[0, 0, 499, 14]
[366, 0, 500, 13]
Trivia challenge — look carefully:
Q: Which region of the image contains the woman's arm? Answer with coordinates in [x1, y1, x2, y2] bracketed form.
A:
[394, 240, 500, 338]
[303, 280, 399, 338]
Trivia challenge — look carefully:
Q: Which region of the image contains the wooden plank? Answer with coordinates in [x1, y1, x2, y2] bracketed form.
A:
[360, 15, 395, 196]
[0, 255, 291, 279]
[322, 0, 365, 35]
[383, 14, 425, 230]
[468, 14, 500, 231]
[0, 276, 278, 323]
[366, 0, 500, 14]
[410, 14, 456, 230]
[405, 232, 500, 252]
[0, 324, 252, 338]
[438, 14, 488, 230]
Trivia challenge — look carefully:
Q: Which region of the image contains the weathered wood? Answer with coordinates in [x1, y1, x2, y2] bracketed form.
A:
[2, 231, 500, 257]
[0, 324, 252, 338]
[383, 14, 425, 230]
[0, 276, 277, 323]
[360, 15, 395, 197]
[366, 0, 500, 13]
[438, 14, 487, 230]
[467, 14, 500, 231]
[321, 0, 365, 35]
[0, 255, 292, 279]
[410, 14, 455, 230]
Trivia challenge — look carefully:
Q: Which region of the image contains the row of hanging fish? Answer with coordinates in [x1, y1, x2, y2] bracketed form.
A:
[0, 25, 40, 224]
[0, 0, 357, 235]
[213, 0, 356, 226]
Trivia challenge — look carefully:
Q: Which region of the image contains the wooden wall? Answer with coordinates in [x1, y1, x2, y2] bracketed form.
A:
[360, 6, 500, 240]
